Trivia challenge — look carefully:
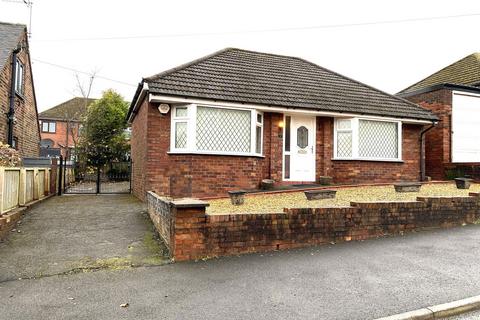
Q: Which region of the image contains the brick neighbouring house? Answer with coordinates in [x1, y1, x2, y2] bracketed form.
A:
[38, 97, 95, 159]
[398, 53, 480, 180]
[128, 48, 438, 200]
[0, 22, 40, 157]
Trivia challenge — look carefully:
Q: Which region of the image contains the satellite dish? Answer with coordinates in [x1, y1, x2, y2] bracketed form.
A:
[158, 103, 170, 114]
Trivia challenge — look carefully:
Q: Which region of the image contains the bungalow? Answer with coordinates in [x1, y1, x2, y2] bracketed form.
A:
[398, 53, 480, 180]
[128, 48, 437, 200]
[0, 22, 40, 157]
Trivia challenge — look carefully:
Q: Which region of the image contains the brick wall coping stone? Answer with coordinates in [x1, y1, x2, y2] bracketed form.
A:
[171, 198, 209, 208]
[147, 191, 209, 208]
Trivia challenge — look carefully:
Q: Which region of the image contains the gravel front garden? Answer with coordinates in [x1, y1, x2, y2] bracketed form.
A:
[206, 182, 480, 215]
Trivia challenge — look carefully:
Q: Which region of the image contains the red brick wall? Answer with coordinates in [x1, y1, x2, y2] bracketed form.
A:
[39, 120, 80, 157]
[131, 100, 424, 199]
[0, 31, 40, 157]
[143, 102, 282, 199]
[147, 191, 480, 261]
[131, 98, 149, 200]
[405, 89, 452, 180]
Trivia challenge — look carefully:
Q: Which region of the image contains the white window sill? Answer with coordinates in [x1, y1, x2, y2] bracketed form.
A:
[332, 157, 404, 163]
[168, 151, 265, 158]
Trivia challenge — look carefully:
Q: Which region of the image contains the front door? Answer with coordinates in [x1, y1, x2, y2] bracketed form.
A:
[288, 115, 316, 181]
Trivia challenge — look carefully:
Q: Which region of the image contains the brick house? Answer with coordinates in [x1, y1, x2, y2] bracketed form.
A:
[128, 48, 437, 200]
[38, 97, 94, 159]
[398, 53, 480, 180]
[0, 22, 40, 157]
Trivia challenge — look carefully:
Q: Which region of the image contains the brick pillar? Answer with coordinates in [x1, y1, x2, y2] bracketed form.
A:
[269, 113, 284, 182]
[316, 117, 333, 179]
[172, 199, 209, 261]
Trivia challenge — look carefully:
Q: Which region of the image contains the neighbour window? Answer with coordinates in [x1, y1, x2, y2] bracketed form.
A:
[41, 121, 56, 133]
[170, 104, 263, 155]
[15, 59, 24, 95]
[334, 118, 401, 160]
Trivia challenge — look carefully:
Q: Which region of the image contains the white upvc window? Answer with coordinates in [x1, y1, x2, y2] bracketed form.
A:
[170, 104, 263, 156]
[171, 106, 189, 150]
[333, 118, 402, 161]
[15, 59, 24, 95]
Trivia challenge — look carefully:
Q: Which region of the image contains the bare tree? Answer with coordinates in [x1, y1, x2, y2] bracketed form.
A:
[61, 70, 97, 161]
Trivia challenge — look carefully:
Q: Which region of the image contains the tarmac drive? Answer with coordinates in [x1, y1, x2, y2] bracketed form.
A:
[2, 206, 480, 320]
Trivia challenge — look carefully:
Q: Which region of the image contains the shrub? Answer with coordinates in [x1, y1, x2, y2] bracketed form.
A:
[0, 142, 20, 167]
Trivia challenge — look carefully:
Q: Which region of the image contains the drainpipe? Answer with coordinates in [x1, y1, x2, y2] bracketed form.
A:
[420, 121, 438, 181]
[8, 46, 22, 147]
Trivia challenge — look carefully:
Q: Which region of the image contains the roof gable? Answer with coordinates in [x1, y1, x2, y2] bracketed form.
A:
[39, 97, 96, 121]
[399, 53, 480, 94]
[140, 48, 436, 121]
[0, 22, 26, 72]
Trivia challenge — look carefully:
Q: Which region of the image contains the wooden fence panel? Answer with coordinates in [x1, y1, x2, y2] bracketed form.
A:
[3, 170, 20, 212]
[25, 170, 34, 203]
[38, 170, 45, 198]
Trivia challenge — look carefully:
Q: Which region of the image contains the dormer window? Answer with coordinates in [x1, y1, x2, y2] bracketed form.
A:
[15, 59, 24, 96]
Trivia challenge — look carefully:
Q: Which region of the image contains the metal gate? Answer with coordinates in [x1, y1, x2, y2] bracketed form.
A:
[60, 157, 131, 194]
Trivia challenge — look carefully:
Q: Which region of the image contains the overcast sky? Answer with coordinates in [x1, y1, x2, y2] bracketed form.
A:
[1, 0, 480, 112]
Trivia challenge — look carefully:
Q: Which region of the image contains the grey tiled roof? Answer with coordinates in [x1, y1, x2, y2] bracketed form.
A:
[399, 53, 480, 95]
[39, 97, 96, 121]
[0, 22, 25, 72]
[143, 48, 437, 121]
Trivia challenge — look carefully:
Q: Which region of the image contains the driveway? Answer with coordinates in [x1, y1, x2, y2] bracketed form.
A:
[0, 195, 168, 282]
[2, 224, 480, 319]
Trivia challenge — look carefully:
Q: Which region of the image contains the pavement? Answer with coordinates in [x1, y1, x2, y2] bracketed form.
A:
[2, 208, 480, 319]
[449, 310, 480, 319]
[0, 194, 169, 282]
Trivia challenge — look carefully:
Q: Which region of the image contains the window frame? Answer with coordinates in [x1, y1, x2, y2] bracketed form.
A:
[333, 117, 402, 162]
[15, 59, 24, 96]
[170, 105, 190, 151]
[40, 120, 56, 133]
[169, 104, 264, 156]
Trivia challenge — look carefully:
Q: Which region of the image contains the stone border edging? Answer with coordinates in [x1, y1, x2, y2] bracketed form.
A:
[374, 294, 480, 319]
[200, 181, 454, 200]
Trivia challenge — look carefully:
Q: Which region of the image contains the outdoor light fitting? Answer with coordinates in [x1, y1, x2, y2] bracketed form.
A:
[158, 103, 170, 114]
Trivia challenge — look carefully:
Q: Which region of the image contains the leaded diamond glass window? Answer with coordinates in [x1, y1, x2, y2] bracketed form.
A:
[359, 120, 398, 158]
[175, 122, 187, 149]
[176, 107, 188, 117]
[337, 131, 352, 157]
[196, 107, 251, 152]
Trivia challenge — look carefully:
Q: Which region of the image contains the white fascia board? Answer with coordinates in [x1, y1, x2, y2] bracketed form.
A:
[149, 94, 433, 125]
[128, 82, 149, 123]
[452, 90, 480, 98]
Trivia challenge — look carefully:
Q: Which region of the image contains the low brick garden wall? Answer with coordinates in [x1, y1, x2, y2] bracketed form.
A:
[147, 191, 480, 261]
[0, 207, 25, 240]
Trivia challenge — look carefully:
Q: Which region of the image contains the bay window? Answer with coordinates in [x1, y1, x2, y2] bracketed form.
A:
[334, 118, 401, 161]
[170, 104, 263, 156]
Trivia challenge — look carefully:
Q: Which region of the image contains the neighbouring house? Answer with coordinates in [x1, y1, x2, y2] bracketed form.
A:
[0, 22, 40, 157]
[398, 53, 480, 180]
[128, 48, 438, 200]
[38, 97, 95, 159]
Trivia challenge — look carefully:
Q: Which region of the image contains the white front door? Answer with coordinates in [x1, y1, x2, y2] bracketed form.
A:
[288, 115, 316, 181]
